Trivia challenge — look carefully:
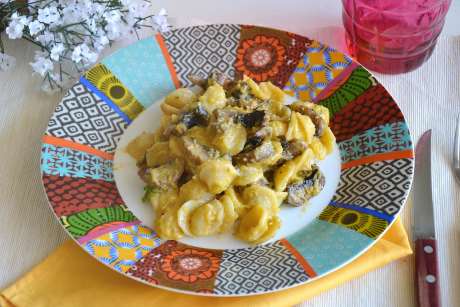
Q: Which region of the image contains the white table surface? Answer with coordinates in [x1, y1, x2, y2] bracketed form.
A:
[1, 1, 460, 306]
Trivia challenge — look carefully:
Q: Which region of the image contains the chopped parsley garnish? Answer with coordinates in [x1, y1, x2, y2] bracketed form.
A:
[142, 186, 158, 203]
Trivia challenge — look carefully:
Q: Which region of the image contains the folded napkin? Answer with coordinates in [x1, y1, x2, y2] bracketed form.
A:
[0, 217, 411, 307]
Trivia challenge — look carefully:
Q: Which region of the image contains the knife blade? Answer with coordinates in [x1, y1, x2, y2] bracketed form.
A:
[413, 130, 435, 239]
[412, 130, 440, 307]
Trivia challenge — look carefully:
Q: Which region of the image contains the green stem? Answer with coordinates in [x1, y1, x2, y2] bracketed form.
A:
[22, 35, 50, 52]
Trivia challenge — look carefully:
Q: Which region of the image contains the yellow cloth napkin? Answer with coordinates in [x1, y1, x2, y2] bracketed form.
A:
[0, 218, 412, 307]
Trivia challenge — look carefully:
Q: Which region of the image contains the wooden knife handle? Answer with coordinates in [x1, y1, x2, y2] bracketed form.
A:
[415, 238, 441, 307]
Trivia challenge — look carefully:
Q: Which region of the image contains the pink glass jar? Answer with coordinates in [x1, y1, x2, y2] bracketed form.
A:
[342, 0, 451, 74]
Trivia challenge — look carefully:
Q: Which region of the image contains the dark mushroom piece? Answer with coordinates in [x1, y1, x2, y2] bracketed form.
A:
[233, 139, 275, 164]
[162, 105, 210, 138]
[188, 72, 236, 90]
[181, 105, 209, 129]
[289, 103, 326, 137]
[188, 74, 207, 88]
[137, 165, 150, 184]
[240, 135, 263, 153]
[285, 166, 325, 206]
[149, 159, 185, 190]
[182, 136, 219, 165]
[277, 139, 308, 166]
[237, 110, 266, 128]
[210, 108, 239, 133]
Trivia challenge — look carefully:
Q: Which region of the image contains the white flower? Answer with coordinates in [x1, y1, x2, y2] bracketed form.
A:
[71, 46, 83, 63]
[152, 8, 169, 33]
[5, 13, 30, 39]
[94, 30, 110, 52]
[28, 20, 45, 36]
[37, 6, 60, 25]
[105, 22, 122, 40]
[50, 43, 65, 61]
[72, 44, 98, 65]
[103, 11, 121, 24]
[30, 53, 53, 77]
[0, 53, 16, 71]
[128, 0, 150, 15]
[36, 32, 54, 46]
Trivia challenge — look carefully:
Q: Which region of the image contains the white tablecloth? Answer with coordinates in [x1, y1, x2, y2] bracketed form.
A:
[1, 1, 459, 306]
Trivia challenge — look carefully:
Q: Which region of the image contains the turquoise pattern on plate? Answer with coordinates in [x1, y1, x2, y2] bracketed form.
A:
[286, 219, 373, 275]
[339, 121, 412, 163]
[102, 38, 176, 108]
[41, 143, 113, 181]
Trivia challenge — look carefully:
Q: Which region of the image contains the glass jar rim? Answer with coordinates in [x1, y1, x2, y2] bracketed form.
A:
[341, 0, 451, 17]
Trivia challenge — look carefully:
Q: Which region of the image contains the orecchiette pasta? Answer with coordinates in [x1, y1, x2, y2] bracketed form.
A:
[199, 84, 226, 112]
[189, 199, 225, 236]
[309, 137, 327, 160]
[234, 165, 264, 186]
[126, 132, 155, 162]
[161, 88, 197, 115]
[198, 159, 238, 194]
[212, 123, 247, 155]
[179, 178, 212, 203]
[274, 148, 315, 192]
[155, 202, 183, 240]
[286, 111, 315, 144]
[236, 204, 270, 242]
[127, 73, 336, 244]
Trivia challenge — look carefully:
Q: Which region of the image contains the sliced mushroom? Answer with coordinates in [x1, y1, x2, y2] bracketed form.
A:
[182, 136, 219, 165]
[181, 105, 209, 129]
[210, 108, 238, 133]
[237, 110, 266, 128]
[280, 139, 308, 162]
[188, 74, 208, 88]
[149, 159, 185, 190]
[240, 135, 263, 153]
[290, 103, 326, 136]
[137, 165, 150, 184]
[188, 72, 236, 91]
[285, 166, 325, 206]
[234, 140, 275, 164]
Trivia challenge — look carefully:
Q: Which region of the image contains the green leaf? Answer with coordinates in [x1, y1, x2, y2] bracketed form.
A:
[142, 186, 158, 203]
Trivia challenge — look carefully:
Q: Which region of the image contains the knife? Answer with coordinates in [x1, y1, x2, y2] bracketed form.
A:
[413, 130, 440, 307]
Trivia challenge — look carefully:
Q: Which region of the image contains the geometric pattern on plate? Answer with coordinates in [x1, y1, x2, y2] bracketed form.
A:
[83, 64, 144, 121]
[318, 205, 389, 239]
[284, 40, 352, 101]
[285, 219, 373, 275]
[333, 158, 413, 216]
[61, 204, 137, 239]
[338, 121, 412, 163]
[45, 81, 127, 153]
[84, 225, 161, 272]
[214, 241, 309, 295]
[102, 38, 177, 108]
[316, 66, 375, 116]
[235, 25, 312, 87]
[330, 84, 404, 142]
[162, 24, 241, 87]
[42, 175, 122, 216]
[127, 241, 222, 294]
[41, 143, 113, 181]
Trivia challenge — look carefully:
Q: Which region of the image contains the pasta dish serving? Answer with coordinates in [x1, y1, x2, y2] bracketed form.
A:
[126, 73, 336, 244]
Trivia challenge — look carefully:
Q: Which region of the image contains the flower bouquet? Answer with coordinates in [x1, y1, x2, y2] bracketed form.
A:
[0, 0, 168, 92]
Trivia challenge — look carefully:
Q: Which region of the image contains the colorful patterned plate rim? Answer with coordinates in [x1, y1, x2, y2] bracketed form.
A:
[40, 24, 414, 296]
